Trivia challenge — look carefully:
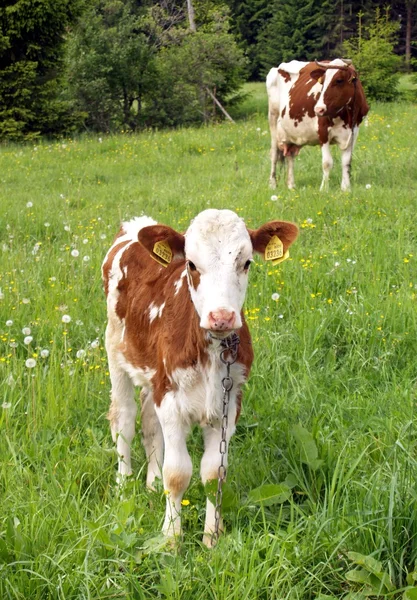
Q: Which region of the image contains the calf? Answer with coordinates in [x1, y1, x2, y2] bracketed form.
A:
[102, 209, 298, 545]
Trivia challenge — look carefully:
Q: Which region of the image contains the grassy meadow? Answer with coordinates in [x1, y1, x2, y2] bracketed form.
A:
[0, 83, 417, 599]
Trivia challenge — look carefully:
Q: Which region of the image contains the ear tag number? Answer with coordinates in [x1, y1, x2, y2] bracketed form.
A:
[152, 240, 172, 267]
[265, 236, 289, 266]
[272, 250, 290, 265]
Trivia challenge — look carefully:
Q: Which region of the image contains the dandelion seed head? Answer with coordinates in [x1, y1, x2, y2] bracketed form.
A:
[25, 358, 37, 368]
[40, 349, 49, 358]
[76, 349, 86, 359]
[91, 339, 99, 349]
[26, 201, 33, 208]
[71, 249, 79, 258]
[271, 293, 280, 301]
[6, 320, 13, 327]
[22, 327, 31, 335]
[270, 195, 278, 201]
[24, 336, 33, 345]
[365, 184, 371, 189]
[62, 315, 71, 323]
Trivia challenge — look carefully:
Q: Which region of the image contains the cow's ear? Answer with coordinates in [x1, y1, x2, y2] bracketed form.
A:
[248, 221, 299, 258]
[310, 68, 325, 82]
[138, 225, 185, 267]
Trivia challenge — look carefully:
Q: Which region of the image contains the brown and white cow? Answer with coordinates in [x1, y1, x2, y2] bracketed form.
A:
[267, 58, 369, 191]
[102, 209, 298, 546]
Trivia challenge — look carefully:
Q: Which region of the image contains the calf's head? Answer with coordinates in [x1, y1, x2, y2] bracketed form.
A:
[138, 209, 298, 335]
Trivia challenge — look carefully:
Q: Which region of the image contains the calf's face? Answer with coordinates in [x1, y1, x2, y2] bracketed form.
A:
[138, 209, 298, 335]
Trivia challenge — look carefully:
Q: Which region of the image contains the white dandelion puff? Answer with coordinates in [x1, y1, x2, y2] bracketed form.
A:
[24, 336, 33, 345]
[71, 249, 79, 258]
[25, 358, 37, 368]
[40, 349, 50, 358]
[62, 315, 71, 323]
[6, 320, 13, 326]
[22, 327, 31, 335]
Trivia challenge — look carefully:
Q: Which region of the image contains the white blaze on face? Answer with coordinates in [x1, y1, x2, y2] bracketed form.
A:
[314, 59, 346, 116]
[184, 209, 253, 332]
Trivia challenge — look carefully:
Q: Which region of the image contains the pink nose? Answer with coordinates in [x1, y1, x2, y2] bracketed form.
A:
[315, 106, 326, 116]
[208, 309, 236, 331]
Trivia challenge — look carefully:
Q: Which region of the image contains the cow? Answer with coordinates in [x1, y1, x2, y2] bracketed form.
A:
[102, 209, 298, 546]
[266, 58, 369, 191]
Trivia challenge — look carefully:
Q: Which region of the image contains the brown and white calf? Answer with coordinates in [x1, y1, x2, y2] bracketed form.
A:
[267, 58, 369, 191]
[102, 209, 298, 545]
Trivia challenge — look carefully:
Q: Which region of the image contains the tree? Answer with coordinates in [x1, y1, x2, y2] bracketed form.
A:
[66, 0, 247, 131]
[0, 0, 85, 140]
[343, 8, 402, 101]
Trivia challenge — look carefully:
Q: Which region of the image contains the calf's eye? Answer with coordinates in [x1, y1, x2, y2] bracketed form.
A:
[244, 260, 252, 270]
[188, 261, 197, 271]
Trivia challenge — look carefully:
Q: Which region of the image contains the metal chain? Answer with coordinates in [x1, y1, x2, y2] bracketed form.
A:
[212, 333, 240, 545]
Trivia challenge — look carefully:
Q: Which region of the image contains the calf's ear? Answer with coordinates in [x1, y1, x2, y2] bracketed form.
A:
[248, 221, 299, 256]
[138, 225, 185, 267]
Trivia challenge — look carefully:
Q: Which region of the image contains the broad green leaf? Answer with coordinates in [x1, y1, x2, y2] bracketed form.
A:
[407, 572, 417, 586]
[291, 425, 324, 470]
[403, 588, 417, 600]
[248, 483, 291, 506]
[204, 480, 238, 510]
[284, 473, 298, 489]
[347, 552, 383, 577]
[345, 568, 372, 585]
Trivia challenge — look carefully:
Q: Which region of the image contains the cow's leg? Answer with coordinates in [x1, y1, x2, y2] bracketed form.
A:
[268, 109, 279, 189]
[320, 142, 333, 191]
[286, 155, 295, 190]
[140, 387, 163, 489]
[156, 393, 192, 539]
[106, 321, 137, 480]
[340, 130, 358, 191]
[200, 402, 237, 548]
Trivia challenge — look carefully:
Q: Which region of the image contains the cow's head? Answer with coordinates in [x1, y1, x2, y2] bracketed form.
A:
[310, 59, 358, 118]
[138, 209, 298, 336]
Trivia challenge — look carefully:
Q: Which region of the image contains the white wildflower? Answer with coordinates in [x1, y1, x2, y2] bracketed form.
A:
[6, 320, 13, 326]
[40, 349, 49, 358]
[270, 195, 278, 201]
[25, 358, 37, 368]
[76, 349, 86, 359]
[26, 201, 33, 208]
[90, 339, 99, 349]
[271, 293, 280, 301]
[22, 327, 31, 335]
[71, 249, 79, 258]
[24, 336, 33, 345]
[62, 315, 71, 323]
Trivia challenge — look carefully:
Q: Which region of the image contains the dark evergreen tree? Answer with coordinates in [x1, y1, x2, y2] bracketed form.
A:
[0, 0, 85, 140]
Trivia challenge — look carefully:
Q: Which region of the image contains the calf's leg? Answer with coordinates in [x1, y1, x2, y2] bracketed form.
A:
[156, 393, 192, 538]
[140, 388, 163, 489]
[200, 402, 237, 547]
[106, 321, 137, 479]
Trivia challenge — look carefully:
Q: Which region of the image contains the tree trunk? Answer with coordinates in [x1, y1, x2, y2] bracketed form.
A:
[186, 0, 196, 32]
[405, 1, 413, 71]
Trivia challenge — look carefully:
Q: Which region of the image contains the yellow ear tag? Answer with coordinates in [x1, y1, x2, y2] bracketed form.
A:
[152, 240, 172, 268]
[265, 235, 284, 261]
[318, 76, 324, 85]
[265, 236, 290, 266]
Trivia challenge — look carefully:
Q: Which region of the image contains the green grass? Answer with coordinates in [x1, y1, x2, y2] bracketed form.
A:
[1, 83, 417, 599]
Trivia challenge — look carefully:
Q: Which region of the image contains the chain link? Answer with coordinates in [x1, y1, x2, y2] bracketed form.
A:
[212, 333, 240, 545]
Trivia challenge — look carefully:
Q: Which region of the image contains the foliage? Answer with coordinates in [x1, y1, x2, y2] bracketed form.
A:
[66, 0, 247, 132]
[343, 8, 403, 101]
[256, 0, 339, 75]
[0, 0, 85, 140]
